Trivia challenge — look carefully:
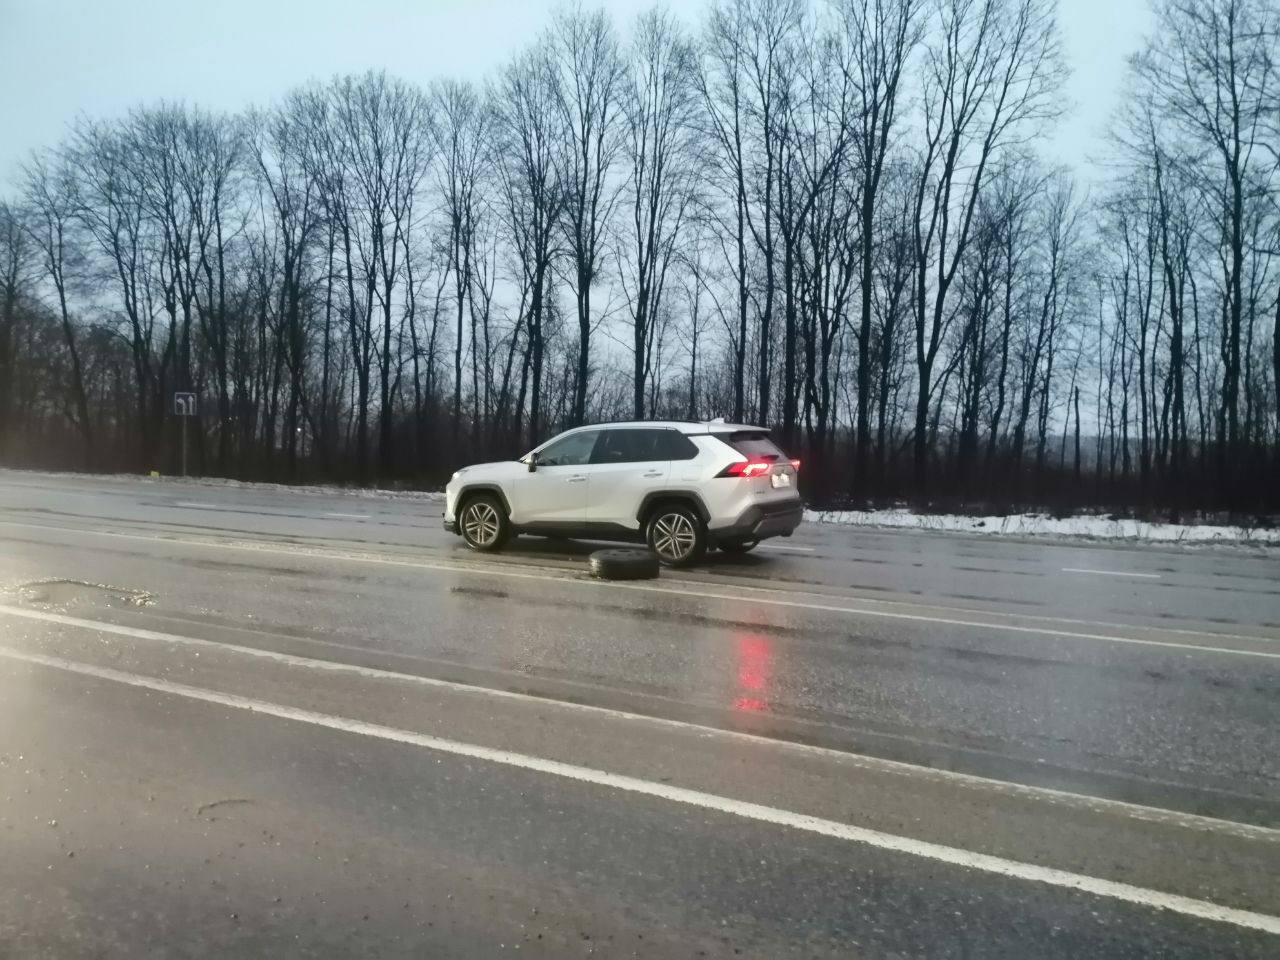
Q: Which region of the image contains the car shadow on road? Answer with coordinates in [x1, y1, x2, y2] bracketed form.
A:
[497, 535, 773, 570]
[504, 535, 599, 560]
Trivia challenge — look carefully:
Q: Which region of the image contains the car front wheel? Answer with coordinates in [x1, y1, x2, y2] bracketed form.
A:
[459, 494, 509, 552]
[645, 504, 706, 567]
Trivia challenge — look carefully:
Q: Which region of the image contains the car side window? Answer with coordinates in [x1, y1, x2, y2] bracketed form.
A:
[592, 428, 699, 463]
[537, 431, 600, 467]
[593, 429, 667, 464]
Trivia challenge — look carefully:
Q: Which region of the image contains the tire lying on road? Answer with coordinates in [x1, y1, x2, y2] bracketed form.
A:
[588, 548, 661, 581]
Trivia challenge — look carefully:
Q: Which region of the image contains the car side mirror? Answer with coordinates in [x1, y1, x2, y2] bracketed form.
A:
[527, 453, 539, 473]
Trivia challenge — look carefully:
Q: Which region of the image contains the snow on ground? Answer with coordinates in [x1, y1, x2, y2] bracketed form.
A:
[804, 508, 1280, 544]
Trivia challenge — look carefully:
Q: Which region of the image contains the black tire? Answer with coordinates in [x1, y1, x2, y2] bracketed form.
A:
[588, 548, 660, 580]
[644, 503, 707, 568]
[719, 539, 758, 555]
[458, 493, 510, 552]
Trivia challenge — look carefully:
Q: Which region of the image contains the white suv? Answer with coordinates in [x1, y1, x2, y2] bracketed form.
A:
[443, 421, 803, 566]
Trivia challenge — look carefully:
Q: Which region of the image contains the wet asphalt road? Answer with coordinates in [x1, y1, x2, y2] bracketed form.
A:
[0, 469, 1277, 958]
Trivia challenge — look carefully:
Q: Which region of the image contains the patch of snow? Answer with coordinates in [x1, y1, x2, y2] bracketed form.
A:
[803, 508, 1280, 545]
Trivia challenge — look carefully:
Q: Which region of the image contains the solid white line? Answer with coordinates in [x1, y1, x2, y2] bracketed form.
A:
[1063, 568, 1162, 580]
[324, 512, 370, 520]
[1, 644, 1276, 935]
[0, 519, 1275, 660]
[664, 574, 1267, 645]
[0, 602, 1273, 843]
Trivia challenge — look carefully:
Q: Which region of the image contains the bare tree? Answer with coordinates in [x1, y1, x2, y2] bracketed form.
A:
[433, 79, 490, 445]
[0, 201, 34, 456]
[551, 5, 626, 425]
[21, 151, 95, 461]
[775, 12, 856, 460]
[908, 0, 1065, 495]
[0, 2, 1276, 513]
[1129, 0, 1278, 485]
[301, 73, 434, 477]
[700, 0, 803, 422]
[70, 118, 167, 466]
[620, 8, 702, 418]
[181, 110, 246, 474]
[253, 103, 319, 478]
[491, 44, 566, 446]
[699, 0, 756, 421]
[839, 0, 922, 486]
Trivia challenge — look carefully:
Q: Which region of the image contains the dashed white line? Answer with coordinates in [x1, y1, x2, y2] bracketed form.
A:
[755, 543, 816, 553]
[1, 644, 1276, 935]
[324, 512, 371, 520]
[1063, 568, 1162, 579]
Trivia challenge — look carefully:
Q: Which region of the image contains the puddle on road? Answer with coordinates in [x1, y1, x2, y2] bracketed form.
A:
[5, 578, 155, 611]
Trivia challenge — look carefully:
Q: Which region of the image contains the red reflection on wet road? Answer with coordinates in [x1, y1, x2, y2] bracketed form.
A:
[733, 635, 772, 712]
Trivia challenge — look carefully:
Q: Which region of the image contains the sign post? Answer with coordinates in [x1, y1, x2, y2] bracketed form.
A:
[173, 392, 197, 477]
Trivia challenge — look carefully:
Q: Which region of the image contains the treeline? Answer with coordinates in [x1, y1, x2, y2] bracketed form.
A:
[1, 0, 1277, 511]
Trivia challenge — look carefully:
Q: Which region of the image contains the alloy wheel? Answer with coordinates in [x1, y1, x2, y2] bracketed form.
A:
[462, 500, 501, 547]
[652, 511, 697, 562]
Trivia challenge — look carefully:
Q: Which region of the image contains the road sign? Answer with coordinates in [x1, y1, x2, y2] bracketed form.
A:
[173, 392, 197, 477]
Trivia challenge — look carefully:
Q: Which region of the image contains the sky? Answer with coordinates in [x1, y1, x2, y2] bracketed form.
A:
[0, 0, 1153, 188]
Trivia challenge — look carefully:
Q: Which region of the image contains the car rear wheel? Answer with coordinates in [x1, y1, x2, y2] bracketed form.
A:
[645, 504, 706, 567]
[719, 539, 758, 554]
[459, 494, 509, 552]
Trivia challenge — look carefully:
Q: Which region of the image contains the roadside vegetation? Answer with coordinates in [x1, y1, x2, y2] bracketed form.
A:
[1, 0, 1277, 517]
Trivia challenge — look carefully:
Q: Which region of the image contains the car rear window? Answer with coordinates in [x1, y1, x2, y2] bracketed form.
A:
[719, 431, 786, 461]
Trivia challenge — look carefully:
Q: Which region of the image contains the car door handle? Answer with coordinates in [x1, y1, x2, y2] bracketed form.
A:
[641, 471, 664, 478]
[566, 475, 587, 483]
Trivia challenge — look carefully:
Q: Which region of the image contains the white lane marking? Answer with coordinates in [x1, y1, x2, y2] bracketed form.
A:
[662, 574, 1264, 645]
[1063, 568, 1163, 580]
[1, 646, 1276, 935]
[1, 519, 1276, 660]
[324, 512, 370, 520]
[173, 501, 223, 510]
[597, 583, 1278, 661]
[755, 543, 816, 553]
[0, 603, 1273, 843]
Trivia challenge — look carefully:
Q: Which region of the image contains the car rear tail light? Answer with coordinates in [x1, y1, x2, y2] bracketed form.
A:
[718, 458, 774, 478]
[790, 459, 801, 472]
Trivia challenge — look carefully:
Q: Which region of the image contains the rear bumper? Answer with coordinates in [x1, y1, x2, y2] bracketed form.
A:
[710, 500, 803, 544]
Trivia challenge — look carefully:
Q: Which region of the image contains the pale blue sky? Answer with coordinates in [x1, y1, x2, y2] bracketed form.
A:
[0, 0, 1152, 186]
